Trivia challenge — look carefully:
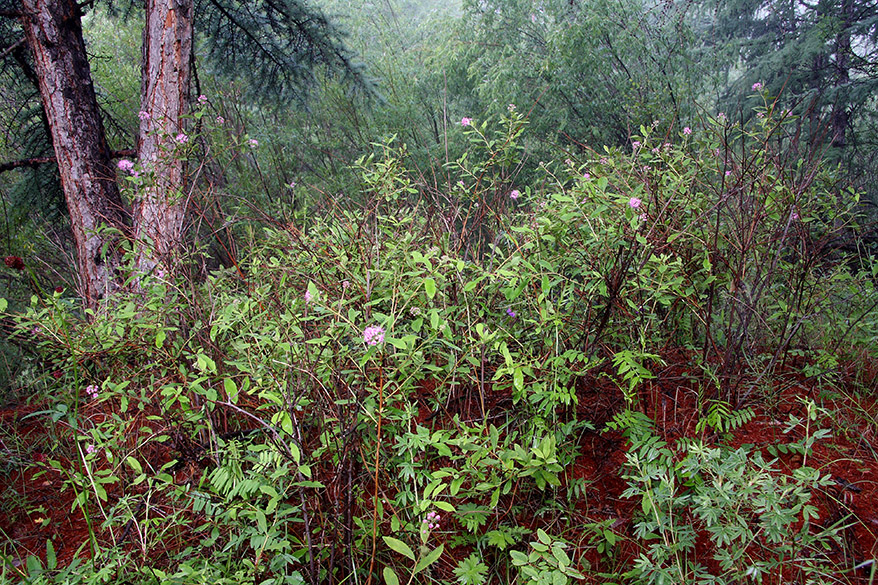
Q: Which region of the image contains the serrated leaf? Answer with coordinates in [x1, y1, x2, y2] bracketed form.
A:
[26, 555, 41, 577]
[45, 540, 56, 570]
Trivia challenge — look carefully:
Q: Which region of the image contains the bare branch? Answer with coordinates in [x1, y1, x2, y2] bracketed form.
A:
[0, 149, 135, 174]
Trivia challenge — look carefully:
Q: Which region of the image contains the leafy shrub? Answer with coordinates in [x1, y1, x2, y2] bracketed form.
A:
[3, 109, 873, 584]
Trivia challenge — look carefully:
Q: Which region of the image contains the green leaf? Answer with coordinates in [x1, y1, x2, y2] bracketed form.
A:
[513, 368, 524, 391]
[433, 500, 455, 512]
[126, 456, 142, 475]
[424, 277, 437, 299]
[26, 555, 41, 577]
[383, 567, 400, 585]
[279, 412, 294, 435]
[45, 540, 56, 570]
[510, 550, 528, 565]
[389, 337, 408, 350]
[383, 536, 415, 561]
[289, 441, 301, 464]
[155, 329, 166, 349]
[224, 378, 238, 403]
[413, 543, 444, 574]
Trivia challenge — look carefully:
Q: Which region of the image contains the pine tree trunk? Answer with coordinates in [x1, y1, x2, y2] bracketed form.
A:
[134, 0, 193, 277]
[20, 0, 128, 306]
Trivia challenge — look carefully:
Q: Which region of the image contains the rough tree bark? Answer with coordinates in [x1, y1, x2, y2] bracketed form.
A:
[20, 0, 128, 306]
[134, 0, 193, 277]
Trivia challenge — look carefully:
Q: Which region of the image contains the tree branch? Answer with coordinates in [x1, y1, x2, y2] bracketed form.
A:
[0, 149, 135, 174]
[0, 37, 26, 61]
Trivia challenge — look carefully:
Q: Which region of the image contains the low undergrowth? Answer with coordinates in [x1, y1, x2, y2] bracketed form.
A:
[2, 105, 877, 584]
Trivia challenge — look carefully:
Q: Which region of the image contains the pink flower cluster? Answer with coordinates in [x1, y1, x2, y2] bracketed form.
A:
[175, 133, 189, 144]
[117, 159, 135, 173]
[509, 189, 520, 200]
[460, 117, 472, 127]
[363, 325, 385, 346]
[85, 385, 99, 400]
[628, 197, 642, 209]
[752, 82, 763, 91]
[423, 511, 440, 530]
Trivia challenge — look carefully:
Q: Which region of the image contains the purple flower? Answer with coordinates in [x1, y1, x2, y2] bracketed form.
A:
[509, 189, 520, 200]
[304, 290, 314, 303]
[423, 511, 441, 530]
[363, 325, 385, 346]
[85, 444, 96, 455]
[198, 94, 208, 103]
[117, 159, 135, 173]
[751, 82, 763, 91]
[631, 141, 642, 151]
[460, 117, 472, 127]
[248, 139, 259, 148]
[85, 385, 99, 400]
[628, 197, 642, 209]
[683, 126, 692, 135]
[138, 110, 151, 121]
[506, 308, 516, 317]
[175, 133, 188, 144]
[216, 116, 225, 125]
[583, 172, 591, 180]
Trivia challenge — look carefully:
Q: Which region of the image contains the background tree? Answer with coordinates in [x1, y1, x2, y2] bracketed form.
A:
[18, 0, 129, 304]
[2, 0, 366, 306]
[709, 0, 878, 190]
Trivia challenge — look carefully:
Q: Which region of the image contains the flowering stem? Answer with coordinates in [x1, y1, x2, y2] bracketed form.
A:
[366, 362, 384, 585]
